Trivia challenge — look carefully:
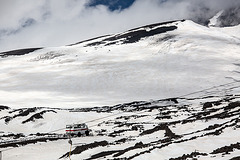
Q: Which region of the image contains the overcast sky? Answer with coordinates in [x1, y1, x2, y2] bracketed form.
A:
[0, 0, 239, 52]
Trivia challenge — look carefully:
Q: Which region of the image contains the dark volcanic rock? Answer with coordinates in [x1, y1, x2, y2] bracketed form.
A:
[0, 48, 42, 58]
[169, 151, 208, 160]
[1, 133, 25, 139]
[230, 156, 240, 160]
[4, 116, 13, 124]
[211, 142, 240, 155]
[85, 21, 180, 47]
[13, 107, 38, 118]
[156, 115, 172, 120]
[140, 123, 181, 139]
[22, 110, 57, 124]
[224, 101, 240, 111]
[203, 102, 213, 110]
[108, 129, 130, 137]
[0, 105, 10, 110]
[3, 108, 38, 124]
[139, 124, 166, 136]
[60, 140, 109, 158]
[217, 6, 240, 27]
[128, 20, 184, 31]
[86, 150, 120, 160]
[113, 141, 147, 157]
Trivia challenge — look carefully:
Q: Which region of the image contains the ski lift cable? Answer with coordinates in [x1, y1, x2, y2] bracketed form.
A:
[0, 110, 149, 152]
[0, 111, 152, 153]
[49, 109, 150, 133]
[49, 79, 240, 133]
[176, 80, 240, 99]
[1, 80, 240, 152]
[48, 111, 133, 133]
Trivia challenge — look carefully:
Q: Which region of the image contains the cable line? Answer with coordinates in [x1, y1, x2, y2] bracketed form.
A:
[176, 80, 240, 99]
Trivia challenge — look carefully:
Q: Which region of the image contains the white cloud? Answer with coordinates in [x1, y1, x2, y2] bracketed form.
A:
[0, 0, 239, 52]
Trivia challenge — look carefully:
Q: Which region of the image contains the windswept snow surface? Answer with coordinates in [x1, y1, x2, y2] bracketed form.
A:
[1, 20, 240, 108]
[1, 20, 240, 160]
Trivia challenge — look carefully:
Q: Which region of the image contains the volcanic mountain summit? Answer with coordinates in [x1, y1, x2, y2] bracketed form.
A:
[0, 19, 240, 160]
[0, 20, 240, 108]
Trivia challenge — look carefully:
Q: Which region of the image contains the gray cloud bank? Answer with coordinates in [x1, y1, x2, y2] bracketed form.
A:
[0, 0, 239, 52]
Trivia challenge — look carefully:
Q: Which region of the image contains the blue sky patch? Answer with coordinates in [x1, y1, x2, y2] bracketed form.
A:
[87, 0, 136, 11]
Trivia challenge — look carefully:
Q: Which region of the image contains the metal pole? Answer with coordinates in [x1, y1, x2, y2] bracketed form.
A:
[68, 134, 72, 160]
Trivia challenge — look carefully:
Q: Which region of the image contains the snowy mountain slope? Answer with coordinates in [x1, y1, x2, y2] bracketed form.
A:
[1, 20, 240, 108]
[0, 82, 240, 160]
[0, 19, 240, 160]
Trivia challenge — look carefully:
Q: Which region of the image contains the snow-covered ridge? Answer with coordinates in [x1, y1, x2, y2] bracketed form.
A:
[69, 20, 181, 47]
[0, 20, 240, 108]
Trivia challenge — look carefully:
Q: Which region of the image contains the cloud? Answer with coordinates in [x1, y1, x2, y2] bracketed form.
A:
[0, 0, 239, 52]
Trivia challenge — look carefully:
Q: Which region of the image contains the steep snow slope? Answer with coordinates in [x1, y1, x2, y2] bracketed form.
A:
[0, 20, 240, 108]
